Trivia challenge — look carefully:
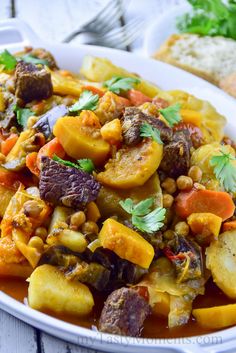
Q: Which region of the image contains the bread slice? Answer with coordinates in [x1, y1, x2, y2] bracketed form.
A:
[154, 34, 236, 86]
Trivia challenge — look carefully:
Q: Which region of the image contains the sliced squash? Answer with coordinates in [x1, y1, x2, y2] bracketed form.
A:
[53, 116, 110, 165]
[193, 304, 236, 329]
[206, 230, 236, 299]
[97, 140, 163, 189]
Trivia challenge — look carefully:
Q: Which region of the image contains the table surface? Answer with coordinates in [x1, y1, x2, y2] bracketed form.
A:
[0, 0, 183, 352]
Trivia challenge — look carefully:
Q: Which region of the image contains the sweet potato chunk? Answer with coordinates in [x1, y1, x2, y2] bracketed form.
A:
[99, 218, 154, 269]
[187, 213, 222, 244]
[28, 264, 94, 315]
[97, 140, 163, 189]
[206, 230, 236, 298]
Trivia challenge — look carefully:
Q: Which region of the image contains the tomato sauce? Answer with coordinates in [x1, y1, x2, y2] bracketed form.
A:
[0, 277, 233, 338]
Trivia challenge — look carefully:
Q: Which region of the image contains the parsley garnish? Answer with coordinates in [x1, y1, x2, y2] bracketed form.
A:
[119, 197, 166, 234]
[0, 50, 17, 70]
[53, 155, 95, 174]
[103, 76, 141, 94]
[159, 103, 181, 127]
[69, 90, 99, 113]
[177, 0, 236, 41]
[140, 122, 163, 144]
[20, 54, 49, 66]
[210, 148, 236, 193]
[14, 105, 35, 128]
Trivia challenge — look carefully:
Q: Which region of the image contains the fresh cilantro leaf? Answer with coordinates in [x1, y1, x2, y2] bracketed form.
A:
[210, 148, 236, 192]
[77, 159, 95, 173]
[69, 90, 99, 113]
[177, 0, 236, 40]
[53, 155, 95, 174]
[159, 103, 181, 127]
[132, 208, 166, 234]
[21, 54, 49, 66]
[103, 76, 141, 94]
[0, 50, 17, 70]
[14, 105, 35, 128]
[140, 122, 163, 144]
[119, 197, 166, 234]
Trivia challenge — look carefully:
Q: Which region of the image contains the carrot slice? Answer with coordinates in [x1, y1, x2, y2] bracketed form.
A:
[37, 137, 65, 169]
[82, 85, 104, 97]
[127, 89, 151, 106]
[1, 134, 18, 156]
[222, 220, 236, 232]
[175, 189, 235, 221]
[26, 152, 40, 177]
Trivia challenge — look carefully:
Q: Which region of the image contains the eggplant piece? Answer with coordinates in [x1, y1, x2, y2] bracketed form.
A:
[164, 234, 203, 282]
[34, 105, 68, 139]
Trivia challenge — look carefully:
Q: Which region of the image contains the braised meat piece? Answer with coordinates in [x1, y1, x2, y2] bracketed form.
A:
[15, 61, 53, 103]
[39, 157, 100, 209]
[34, 105, 68, 139]
[122, 107, 172, 146]
[99, 287, 151, 336]
[160, 130, 192, 178]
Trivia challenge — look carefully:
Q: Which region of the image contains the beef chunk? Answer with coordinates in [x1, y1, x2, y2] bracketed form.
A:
[15, 61, 53, 103]
[34, 105, 68, 139]
[160, 130, 192, 178]
[99, 287, 150, 336]
[39, 157, 100, 209]
[122, 107, 172, 146]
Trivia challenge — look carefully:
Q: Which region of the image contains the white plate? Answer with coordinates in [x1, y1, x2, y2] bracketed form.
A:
[0, 18, 236, 353]
[143, 4, 191, 57]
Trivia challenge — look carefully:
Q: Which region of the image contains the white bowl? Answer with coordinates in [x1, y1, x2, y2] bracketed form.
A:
[0, 18, 236, 353]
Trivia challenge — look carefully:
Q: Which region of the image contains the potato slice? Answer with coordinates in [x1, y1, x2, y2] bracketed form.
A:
[193, 304, 236, 329]
[28, 265, 94, 315]
[97, 140, 163, 189]
[206, 230, 236, 298]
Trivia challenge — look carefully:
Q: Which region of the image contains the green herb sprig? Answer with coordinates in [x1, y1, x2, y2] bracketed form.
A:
[159, 103, 181, 127]
[14, 105, 35, 128]
[177, 0, 236, 40]
[210, 148, 236, 192]
[0, 50, 17, 70]
[140, 122, 163, 144]
[69, 90, 99, 113]
[53, 155, 95, 174]
[20, 54, 49, 66]
[103, 76, 141, 94]
[119, 197, 166, 234]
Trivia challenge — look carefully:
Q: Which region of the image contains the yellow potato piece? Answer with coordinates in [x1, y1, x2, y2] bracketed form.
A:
[47, 229, 87, 253]
[206, 230, 236, 299]
[28, 264, 94, 316]
[50, 70, 82, 96]
[193, 304, 236, 329]
[53, 116, 110, 165]
[99, 218, 154, 269]
[97, 140, 163, 189]
[180, 109, 202, 127]
[80, 56, 161, 98]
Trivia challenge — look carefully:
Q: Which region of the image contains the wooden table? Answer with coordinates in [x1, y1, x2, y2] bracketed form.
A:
[0, 1, 183, 352]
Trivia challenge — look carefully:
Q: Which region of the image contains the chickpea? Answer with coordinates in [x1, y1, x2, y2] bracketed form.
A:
[70, 211, 86, 229]
[176, 176, 193, 191]
[161, 178, 177, 194]
[163, 194, 174, 208]
[0, 153, 6, 163]
[35, 227, 48, 241]
[81, 221, 99, 235]
[175, 221, 189, 237]
[23, 200, 43, 218]
[28, 236, 44, 250]
[188, 166, 202, 182]
[193, 182, 206, 190]
[163, 229, 175, 240]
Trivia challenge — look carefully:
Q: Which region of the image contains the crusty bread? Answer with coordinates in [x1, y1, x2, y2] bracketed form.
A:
[220, 73, 236, 98]
[154, 34, 236, 86]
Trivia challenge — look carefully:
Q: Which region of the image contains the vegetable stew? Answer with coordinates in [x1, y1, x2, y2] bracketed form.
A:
[0, 47, 235, 338]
